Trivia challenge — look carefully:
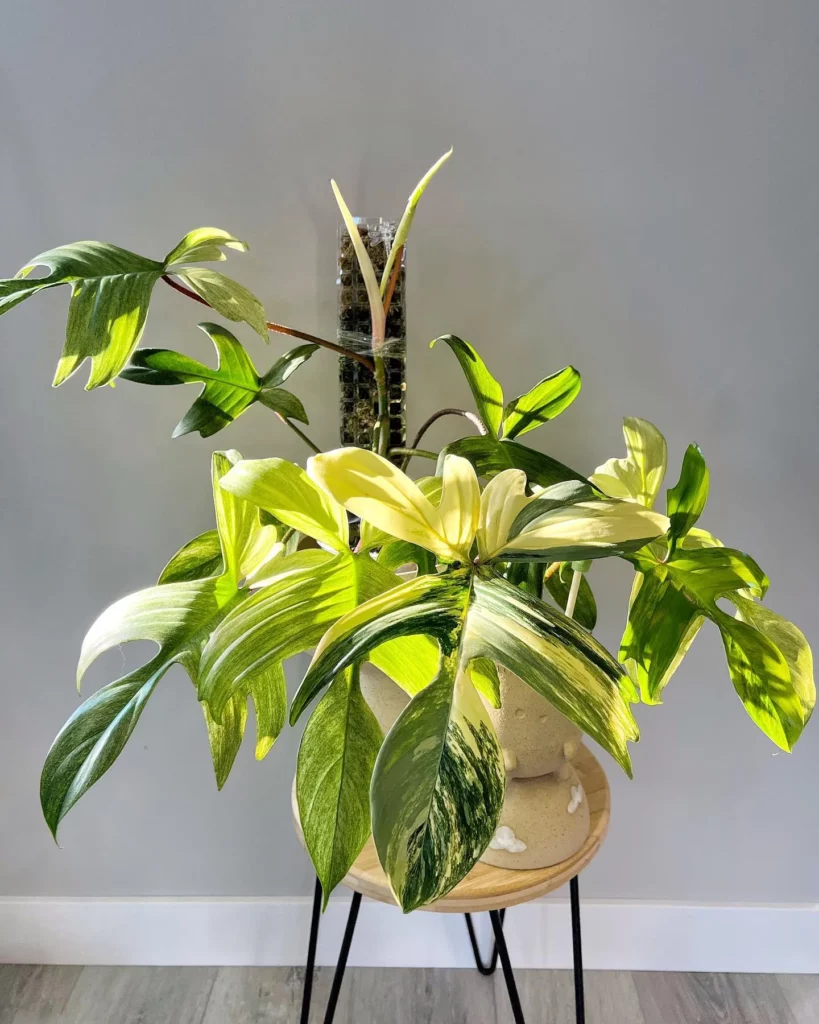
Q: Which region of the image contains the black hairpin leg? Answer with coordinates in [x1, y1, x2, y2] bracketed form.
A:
[464, 909, 506, 975]
[490, 909, 526, 1023]
[570, 875, 586, 1024]
[299, 878, 362, 1024]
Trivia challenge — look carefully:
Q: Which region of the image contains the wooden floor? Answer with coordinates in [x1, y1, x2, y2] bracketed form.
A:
[1, 965, 816, 1023]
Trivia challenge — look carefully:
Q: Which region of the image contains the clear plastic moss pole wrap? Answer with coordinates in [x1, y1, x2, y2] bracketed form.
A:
[337, 217, 407, 456]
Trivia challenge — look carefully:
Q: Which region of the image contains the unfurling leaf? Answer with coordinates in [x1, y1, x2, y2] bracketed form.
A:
[501, 366, 582, 439]
[380, 149, 453, 294]
[120, 324, 310, 438]
[1, 228, 251, 389]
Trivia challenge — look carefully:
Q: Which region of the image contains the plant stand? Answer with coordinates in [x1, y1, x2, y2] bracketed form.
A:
[296, 744, 609, 1024]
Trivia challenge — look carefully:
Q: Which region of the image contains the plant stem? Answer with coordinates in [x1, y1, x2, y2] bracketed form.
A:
[389, 446, 439, 463]
[161, 274, 375, 374]
[543, 561, 562, 582]
[409, 408, 487, 451]
[373, 351, 390, 457]
[274, 412, 322, 454]
[564, 569, 583, 619]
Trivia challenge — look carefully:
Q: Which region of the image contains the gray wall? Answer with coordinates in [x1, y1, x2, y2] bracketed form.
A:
[2, 0, 818, 904]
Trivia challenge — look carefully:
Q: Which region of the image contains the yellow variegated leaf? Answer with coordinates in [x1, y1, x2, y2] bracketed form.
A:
[220, 457, 349, 553]
[437, 455, 480, 561]
[501, 497, 668, 560]
[476, 468, 532, 560]
[309, 448, 472, 562]
[590, 417, 668, 508]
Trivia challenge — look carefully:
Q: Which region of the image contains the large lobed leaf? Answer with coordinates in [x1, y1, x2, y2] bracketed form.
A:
[40, 451, 288, 836]
[1, 228, 265, 389]
[121, 325, 314, 439]
[622, 545, 814, 751]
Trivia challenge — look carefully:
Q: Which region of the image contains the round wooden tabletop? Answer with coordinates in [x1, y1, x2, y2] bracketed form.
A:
[293, 743, 610, 914]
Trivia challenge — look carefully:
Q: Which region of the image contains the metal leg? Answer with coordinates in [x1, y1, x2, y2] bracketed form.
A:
[464, 909, 506, 975]
[299, 877, 322, 1024]
[299, 881, 362, 1024]
[570, 875, 586, 1024]
[322, 892, 362, 1024]
[490, 909, 526, 1024]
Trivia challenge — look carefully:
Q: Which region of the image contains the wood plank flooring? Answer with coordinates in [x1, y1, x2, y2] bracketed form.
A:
[0, 965, 816, 1023]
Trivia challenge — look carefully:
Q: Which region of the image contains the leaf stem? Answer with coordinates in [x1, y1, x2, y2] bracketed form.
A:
[389, 446, 440, 463]
[564, 569, 582, 619]
[409, 407, 488, 451]
[161, 274, 375, 374]
[274, 412, 322, 454]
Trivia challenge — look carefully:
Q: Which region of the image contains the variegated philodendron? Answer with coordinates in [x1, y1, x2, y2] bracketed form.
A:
[3, 152, 811, 914]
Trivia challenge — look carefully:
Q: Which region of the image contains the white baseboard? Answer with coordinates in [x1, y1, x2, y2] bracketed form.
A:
[1, 895, 817, 973]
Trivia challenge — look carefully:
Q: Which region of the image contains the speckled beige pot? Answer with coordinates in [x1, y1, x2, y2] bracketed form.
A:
[479, 765, 590, 870]
[359, 662, 409, 734]
[483, 666, 582, 778]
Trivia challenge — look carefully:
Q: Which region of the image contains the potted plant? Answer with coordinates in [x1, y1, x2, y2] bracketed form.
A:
[2, 154, 813, 914]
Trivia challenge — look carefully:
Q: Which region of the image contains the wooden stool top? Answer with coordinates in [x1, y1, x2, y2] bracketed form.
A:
[294, 744, 610, 914]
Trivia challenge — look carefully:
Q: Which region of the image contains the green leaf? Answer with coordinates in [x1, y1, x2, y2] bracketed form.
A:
[430, 336, 505, 437]
[544, 568, 598, 630]
[501, 366, 582, 439]
[439, 435, 587, 489]
[371, 652, 505, 911]
[590, 417, 668, 508]
[203, 692, 247, 790]
[9, 243, 164, 388]
[260, 344, 319, 388]
[172, 268, 268, 339]
[621, 546, 813, 750]
[41, 657, 173, 838]
[297, 665, 383, 907]
[2, 228, 249, 389]
[41, 451, 286, 834]
[666, 444, 709, 552]
[377, 540, 436, 576]
[158, 530, 223, 584]
[380, 149, 452, 294]
[164, 228, 249, 267]
[220, 456, 349, 552]
[731, 595, 815, 727]
[620, 569, 705, 703]
[121, 323, 309, 439]
[466, 570, 639, 776]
